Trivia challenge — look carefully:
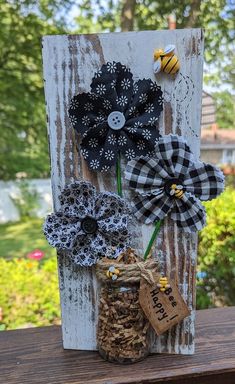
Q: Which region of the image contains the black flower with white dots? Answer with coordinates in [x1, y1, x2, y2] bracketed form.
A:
[68, 62, 163, 172]
[43, 181, 130, 266]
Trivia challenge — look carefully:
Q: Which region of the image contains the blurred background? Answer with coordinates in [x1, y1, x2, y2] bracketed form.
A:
[0, 0, 234, 330]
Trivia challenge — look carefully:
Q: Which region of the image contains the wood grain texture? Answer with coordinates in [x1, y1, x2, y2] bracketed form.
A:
[1, 308, 235, 384]
[42, 29, 204, 353]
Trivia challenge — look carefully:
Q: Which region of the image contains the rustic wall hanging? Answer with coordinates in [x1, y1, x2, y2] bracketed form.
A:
[42, 29, 204, 354]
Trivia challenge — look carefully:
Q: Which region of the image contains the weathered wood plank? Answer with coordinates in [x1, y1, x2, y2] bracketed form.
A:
[1, 308, 235, 384]
[42, 29, 204, 353]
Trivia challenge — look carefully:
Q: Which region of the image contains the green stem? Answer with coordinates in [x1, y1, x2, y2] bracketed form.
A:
[144, 220, 162, 261]
[116, 152, 122, 197]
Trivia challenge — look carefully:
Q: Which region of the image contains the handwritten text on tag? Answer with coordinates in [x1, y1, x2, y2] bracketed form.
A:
[139, 277, 190, 335]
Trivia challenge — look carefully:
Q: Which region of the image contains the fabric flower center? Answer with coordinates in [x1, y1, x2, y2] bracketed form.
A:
[164, 178, 184, 199]
[107, 111, 126, 130]
[81, 216, 98, 234]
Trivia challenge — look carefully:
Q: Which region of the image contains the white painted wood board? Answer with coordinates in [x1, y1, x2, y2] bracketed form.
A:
[42, 29, 204, 354]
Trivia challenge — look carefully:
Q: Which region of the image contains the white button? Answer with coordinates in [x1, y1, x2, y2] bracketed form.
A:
[107, 111, 125, 130]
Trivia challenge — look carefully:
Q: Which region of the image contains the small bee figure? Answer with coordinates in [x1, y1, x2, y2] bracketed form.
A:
[106, 265, 120, 281]
[153, 44, 180, 75]
[157, 276, 171, 292]
[170, 184, 184, 199]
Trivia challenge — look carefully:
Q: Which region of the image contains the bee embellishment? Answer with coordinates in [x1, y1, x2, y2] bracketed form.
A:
[157, 276, 171, 292]
[106, 265, 120, 281]
[153, 44, 180, 75]
[170, 184, 184, 199]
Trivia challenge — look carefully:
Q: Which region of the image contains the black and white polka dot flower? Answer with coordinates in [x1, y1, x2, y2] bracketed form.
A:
[43, 181, 130, 266]
[125, 134, 225, 232]
[68, 61, 163, 171]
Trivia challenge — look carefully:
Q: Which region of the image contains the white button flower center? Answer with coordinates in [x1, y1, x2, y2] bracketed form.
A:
[107, 111, 126, 130]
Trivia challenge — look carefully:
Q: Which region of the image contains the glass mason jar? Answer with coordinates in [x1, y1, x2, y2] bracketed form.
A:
[97, 282, 150, 364]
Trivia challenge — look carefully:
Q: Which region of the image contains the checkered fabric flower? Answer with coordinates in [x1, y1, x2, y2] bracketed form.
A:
[43, 181, 130, 266]
[68, 61, 163, 172]
[125, 134, 224, 232]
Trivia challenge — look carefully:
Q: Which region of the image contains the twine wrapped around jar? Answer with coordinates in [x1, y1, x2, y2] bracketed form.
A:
[95, 249, 159, 364]
[96, 258, 157, 285]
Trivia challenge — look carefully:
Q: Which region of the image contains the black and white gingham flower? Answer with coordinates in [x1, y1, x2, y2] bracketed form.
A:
[125, 134, 224, 232]
[43, 181, 130, 266]
[68, 62, 163, 171]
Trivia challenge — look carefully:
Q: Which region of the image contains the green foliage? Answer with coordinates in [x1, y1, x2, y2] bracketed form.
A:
[10, 179, 40, 220]
[0, 0, 72, 180]
[74, 0, 235, 125]
[0, 257, 60, 329]
[0, 218, 55, 259]
[213, 90, 235, 129]
[74, 1, 234, 66]
[0, 217, 58, 329]
[197, 187, 235, 308]
[0, 0, 234, 179]
[75, 0, 122, 32]
[1, 185, 235, 329]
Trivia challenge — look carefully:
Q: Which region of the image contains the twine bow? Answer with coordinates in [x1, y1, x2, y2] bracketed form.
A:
[96, 258, 158, 285]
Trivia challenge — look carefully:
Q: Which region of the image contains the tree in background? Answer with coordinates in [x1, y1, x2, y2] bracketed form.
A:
[213, 90, 235, 129]
[74, 0, 234, 66]
[0, 0, 73, 180]
[75, 0, 234, 129]
[0, 0, 234, 180]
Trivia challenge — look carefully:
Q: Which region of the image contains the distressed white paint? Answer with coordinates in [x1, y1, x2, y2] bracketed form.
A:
[42, 29, 204, 354]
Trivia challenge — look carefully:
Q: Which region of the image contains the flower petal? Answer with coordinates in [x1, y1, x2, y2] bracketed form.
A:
[95, 191, 130, 220]
[97, 207, 129, 245]
[184, 162, 224, 201]
[69, 231, 127, 266]
[68, 92, 107, 136]
[43, 213, 82, 250]
[93, 232, 128, 259]
[81, 125, 119, 171]
[125, 79, 163, 126]
[58, 181, 97, 217]
[155, 134, 195, 179]
[94, 191, 130, 252]
[119, 127, 160, 161]
[171, 193, 206, 232]
[125, 156, 169, 195]
[91, 62, 134, 113]
[69, 235, 99, 266]
[132, 193, 173, 224]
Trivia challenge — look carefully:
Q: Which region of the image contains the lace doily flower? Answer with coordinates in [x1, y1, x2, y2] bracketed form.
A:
[68, 62, 163, 172]
[43, 181, 130, 266]
[125, 134, 224, 232]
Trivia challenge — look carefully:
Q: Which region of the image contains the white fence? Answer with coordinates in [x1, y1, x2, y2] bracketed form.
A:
[0, 179, 52, 223]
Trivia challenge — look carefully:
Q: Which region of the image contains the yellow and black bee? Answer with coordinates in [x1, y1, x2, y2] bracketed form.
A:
[106, 265, 120, 281]
[170, 184, 184, 199]
[153, 45, 180, 75]
[157, 276, 171, 292]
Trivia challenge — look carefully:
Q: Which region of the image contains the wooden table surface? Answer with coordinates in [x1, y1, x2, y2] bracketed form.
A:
[1, 307, 235, 384]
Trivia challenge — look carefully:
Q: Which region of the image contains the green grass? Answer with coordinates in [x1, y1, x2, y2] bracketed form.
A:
[0, 218, 55, 259]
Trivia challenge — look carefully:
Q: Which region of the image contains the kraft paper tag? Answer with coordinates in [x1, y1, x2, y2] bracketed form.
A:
[139, 275, 190, 335]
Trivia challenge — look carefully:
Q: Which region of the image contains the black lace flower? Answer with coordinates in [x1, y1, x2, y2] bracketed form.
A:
[125, 134, 224, 232]
[68, 62, 163, 172]
[43, 181, 130, 266]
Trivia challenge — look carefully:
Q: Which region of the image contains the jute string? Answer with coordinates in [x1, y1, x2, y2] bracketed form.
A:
[96, 258, 158, 285]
